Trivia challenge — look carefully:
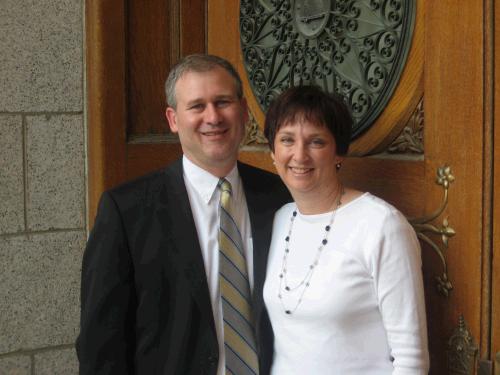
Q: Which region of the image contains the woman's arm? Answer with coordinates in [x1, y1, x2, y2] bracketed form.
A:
[372, 210, 430, 375]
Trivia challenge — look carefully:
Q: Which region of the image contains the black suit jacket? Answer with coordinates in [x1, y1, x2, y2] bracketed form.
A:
[76, 159, 290, 375]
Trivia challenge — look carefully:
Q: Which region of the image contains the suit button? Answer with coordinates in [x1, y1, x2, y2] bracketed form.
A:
[207, 355, 218, 365]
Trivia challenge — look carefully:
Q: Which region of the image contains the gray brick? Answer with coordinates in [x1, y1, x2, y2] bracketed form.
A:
[26, 115, 84, 231]
[0, 231, 85, 353]
[0, 0, 82, 111]
[0, 115, 24, 234]
[34, 348, 78, 375]
[0, 355, 31, 375]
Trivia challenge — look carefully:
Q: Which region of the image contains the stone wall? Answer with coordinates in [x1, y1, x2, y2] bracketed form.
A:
[0, 0, 84, 373]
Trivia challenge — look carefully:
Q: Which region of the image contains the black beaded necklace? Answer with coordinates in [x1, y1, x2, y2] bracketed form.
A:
[278, 185, 344, 315]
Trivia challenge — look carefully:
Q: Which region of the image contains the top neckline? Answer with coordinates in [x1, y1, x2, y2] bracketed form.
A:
[294, 192, 370, 221]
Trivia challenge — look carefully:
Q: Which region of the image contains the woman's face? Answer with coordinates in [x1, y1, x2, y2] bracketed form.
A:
[271, 119, 343, 198]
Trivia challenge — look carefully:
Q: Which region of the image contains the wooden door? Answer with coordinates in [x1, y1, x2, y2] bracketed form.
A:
[492, 0, 500, 371]
[86, 0, 205, 223]
[86, 0, 498, 373]
[207, 1, 495, 374]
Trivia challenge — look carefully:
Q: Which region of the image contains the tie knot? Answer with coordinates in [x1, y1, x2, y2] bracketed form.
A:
[219, 178, 232, 195]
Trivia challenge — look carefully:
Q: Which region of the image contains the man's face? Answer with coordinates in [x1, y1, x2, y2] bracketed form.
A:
[165, 67, 248, 176]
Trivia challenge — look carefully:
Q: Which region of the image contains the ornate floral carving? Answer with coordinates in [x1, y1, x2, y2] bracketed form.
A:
[409, 165, 455, 297]
[242, 110, 269, 146]
[447, 316, 478, 375]
[388, 98, 424, 154]
[240, 0, 416, 138]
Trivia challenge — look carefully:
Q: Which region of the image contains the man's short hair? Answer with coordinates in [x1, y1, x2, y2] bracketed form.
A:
[165, 54, 243, 109]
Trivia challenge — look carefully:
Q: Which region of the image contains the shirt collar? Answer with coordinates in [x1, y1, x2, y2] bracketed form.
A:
[182, 155, 240, 204]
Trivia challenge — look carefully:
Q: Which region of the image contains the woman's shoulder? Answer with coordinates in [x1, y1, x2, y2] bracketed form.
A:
[342, 191, 408, 225]
[275, 202, 296, 217]
[343, 190, 388, 210]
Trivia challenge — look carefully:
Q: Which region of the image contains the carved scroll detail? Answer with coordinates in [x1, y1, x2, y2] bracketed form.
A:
[242, 110, 268, 146]
[388, 97, 424, 154]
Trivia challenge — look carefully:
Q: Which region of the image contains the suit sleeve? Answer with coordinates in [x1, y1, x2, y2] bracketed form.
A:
[76, 191, 136, 375]
[372, 211, 430, 375]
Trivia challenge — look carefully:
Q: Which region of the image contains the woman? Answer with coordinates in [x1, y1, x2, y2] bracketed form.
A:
[263, 86, 429, 374]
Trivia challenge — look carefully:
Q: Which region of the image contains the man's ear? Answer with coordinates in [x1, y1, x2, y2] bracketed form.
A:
[165, 107, 178, 133]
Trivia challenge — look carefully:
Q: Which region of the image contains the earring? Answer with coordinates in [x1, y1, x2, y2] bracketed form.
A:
[335, 162, 342, 171]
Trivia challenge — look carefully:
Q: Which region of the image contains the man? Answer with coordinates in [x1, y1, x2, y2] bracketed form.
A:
[77, 54, 290, 375]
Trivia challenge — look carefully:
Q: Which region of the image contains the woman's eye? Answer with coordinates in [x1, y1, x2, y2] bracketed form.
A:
[280, 137, 293, 144]
[311, 139, 326, 146]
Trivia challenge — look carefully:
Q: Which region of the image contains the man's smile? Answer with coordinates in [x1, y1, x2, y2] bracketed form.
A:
[200, 129, 228, 137]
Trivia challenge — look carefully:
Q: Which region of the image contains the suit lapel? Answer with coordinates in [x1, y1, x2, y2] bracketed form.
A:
[158, 160, 215, 332]
[238, 163, 275, 320]
[155, 161, 278, 337]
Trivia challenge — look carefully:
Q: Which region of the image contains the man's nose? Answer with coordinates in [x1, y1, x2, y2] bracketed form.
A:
[205, 104, 222, 125]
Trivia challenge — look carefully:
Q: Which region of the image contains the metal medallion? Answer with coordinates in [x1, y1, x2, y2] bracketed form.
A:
[240, 0, 416, 138]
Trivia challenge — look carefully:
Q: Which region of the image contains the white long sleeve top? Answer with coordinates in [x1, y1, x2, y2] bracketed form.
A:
[263, 193, 429, 375]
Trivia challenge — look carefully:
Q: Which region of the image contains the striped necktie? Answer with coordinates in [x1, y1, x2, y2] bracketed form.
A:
[218, 178, 259, 375]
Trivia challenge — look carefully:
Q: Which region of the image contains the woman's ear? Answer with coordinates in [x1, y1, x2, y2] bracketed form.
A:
[335, 156, 344, 171]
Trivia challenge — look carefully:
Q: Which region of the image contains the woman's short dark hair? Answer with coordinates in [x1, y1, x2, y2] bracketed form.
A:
[264, 85, 353, 156]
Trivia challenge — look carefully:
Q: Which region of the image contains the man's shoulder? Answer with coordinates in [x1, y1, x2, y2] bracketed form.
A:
[238, 161, 281, 182]
[104, 159, 183, 203]
[238, 161, 291, 199]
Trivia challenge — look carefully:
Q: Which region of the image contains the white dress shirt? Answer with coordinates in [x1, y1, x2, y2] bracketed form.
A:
[264, 193, 429, 375]
[182, 156, 254, 375]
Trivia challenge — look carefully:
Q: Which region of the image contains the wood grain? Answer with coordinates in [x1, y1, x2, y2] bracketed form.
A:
[491, 0, 500, 364]
[86, 0, 127, 227]
[424, 1, 485, 373]
[127, 0, 171, 136]
[86, 0, 205, 227]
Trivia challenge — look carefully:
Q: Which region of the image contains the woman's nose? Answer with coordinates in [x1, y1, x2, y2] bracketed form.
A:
[292, 143, 309, 162]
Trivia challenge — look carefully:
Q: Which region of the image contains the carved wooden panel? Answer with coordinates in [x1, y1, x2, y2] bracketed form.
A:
[127, 0, 205, 139]
[240, 0, 417, 140]
[86, 0, 205, 224]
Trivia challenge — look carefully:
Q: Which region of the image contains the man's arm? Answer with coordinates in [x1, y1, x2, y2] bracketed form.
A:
[76, 191, 136, 375]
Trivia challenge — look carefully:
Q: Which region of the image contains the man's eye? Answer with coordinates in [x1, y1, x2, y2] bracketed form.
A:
[188, 104, 204, 110]
[216, 100, 231, 107]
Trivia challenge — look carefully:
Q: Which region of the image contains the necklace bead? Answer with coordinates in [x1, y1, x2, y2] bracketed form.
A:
[278, 185, 344, 315]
